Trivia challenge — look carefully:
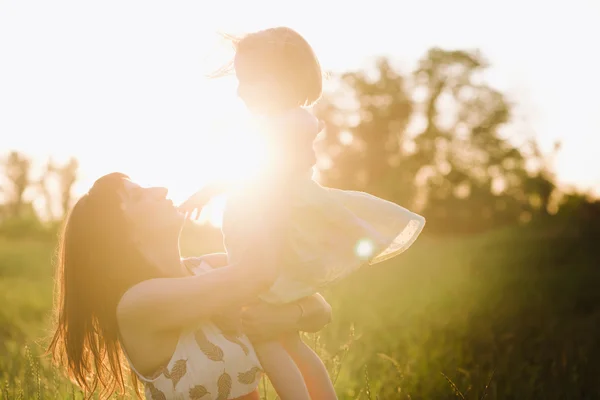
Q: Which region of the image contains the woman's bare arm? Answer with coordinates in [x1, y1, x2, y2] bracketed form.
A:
[117, 262, 274, 332]
[118, 246, 276, 333]
[120, 181, 290, 333]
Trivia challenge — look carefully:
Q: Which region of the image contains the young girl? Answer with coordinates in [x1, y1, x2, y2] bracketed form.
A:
[183, 27, 425, 399]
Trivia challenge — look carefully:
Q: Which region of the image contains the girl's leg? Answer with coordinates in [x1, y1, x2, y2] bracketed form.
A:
[252, 340, 310, 400]
[281, 333, 337, 400]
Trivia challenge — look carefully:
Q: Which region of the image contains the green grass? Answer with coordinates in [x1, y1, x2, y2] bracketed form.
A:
[1, 224, 599, 399]
[0, 237, 76, 399]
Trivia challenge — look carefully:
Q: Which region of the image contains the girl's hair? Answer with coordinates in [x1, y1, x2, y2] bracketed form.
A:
[47, 172, 166, 399]
[213, 27, 323, 114]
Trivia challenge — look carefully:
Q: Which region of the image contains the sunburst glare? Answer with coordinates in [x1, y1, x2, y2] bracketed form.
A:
[187, 104, 270, 228]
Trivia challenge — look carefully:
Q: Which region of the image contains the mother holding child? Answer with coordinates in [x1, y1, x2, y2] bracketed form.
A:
[49, 27, 425, 399]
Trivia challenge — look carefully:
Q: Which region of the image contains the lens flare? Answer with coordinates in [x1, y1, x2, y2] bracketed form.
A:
[355, 239, 374, 259]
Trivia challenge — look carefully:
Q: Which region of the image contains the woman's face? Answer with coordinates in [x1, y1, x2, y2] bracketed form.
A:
[118, 179, 184, 242]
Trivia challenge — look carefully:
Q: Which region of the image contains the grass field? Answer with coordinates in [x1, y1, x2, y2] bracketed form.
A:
[1, 223, 599, 399]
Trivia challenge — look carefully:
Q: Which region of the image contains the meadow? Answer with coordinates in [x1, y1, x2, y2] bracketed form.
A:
[1, 221, 599, 399]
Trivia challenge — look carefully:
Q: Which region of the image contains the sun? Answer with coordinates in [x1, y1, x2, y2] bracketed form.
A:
[64, 30, 277, 228]
[74, 43, 270, 230]
[167, 94, 268, 229]
[77, 78, 270, 230]
[195, 117, 269, 228]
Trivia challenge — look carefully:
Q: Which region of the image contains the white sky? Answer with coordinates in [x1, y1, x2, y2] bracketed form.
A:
[1, 0, 599, 204]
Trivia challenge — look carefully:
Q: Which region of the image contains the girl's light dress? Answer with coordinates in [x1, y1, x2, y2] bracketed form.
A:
[222, 110, 426, 304]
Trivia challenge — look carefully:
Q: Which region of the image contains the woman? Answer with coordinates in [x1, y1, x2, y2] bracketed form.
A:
[48, 172, 333, 399]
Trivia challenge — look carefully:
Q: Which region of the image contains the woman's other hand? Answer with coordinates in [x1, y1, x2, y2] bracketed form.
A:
[213, 308, 243, 332]
[241, 301, 302, 341]
[241, 294, 332, 341]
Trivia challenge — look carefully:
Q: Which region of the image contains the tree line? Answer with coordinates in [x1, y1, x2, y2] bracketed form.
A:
[313, 48, 595, 234]
[0, 152, 78, 234]
[1, 47, 598, 237]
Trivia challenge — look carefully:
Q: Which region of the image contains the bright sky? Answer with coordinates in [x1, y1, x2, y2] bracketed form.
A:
[1, 0, 599, 211]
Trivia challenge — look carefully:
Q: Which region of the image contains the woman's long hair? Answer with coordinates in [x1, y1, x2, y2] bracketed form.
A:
[47, 172, 166, 399]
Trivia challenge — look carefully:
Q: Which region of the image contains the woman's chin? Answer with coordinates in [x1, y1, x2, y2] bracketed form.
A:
[174, 210, 187, 228]
[157, 206, 187, 233]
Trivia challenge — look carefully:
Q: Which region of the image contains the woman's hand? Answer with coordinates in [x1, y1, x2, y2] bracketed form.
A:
[178, 181, 232, 219]
[212, 308, 243, 332]
[241, 294, 332, 341]
[241, 301, 303, 341]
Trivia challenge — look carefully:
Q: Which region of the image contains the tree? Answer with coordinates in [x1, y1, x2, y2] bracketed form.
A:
[315, 58, 415, 204]
[37, 158, 57, 221]
[1, 151, 32, 218]
[411, 48, 529, 232]
[315, 48, 556, 234]
[56, 157, 79, 218]
[37, 157, 79, 220]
